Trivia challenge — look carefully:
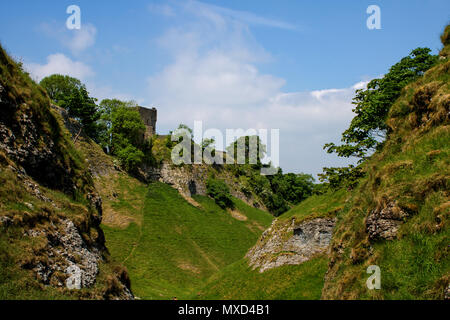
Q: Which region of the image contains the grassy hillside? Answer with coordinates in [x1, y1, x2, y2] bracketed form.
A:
[195, 256, 328, 300]
[196, 26, 450, 300]
[322, 35, 450, 299]
[99, 174, 273, 299]
[195, 191, 345, 300]
[0, 44, 131, 299]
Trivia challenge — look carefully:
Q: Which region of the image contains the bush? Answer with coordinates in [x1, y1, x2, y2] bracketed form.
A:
[116, 145, 144, 172]
[206, 178, 234, 209]
[318, 165, 365, 190]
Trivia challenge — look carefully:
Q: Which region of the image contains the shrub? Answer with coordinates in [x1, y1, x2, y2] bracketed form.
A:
[206, 178, 234, 209]
[318, 165, 365, 190]
[116, 145, 144, 172]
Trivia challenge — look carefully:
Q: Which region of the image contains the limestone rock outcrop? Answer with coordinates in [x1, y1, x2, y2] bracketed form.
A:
[365, 201, 408, 240]
[246, 217, 336, 272]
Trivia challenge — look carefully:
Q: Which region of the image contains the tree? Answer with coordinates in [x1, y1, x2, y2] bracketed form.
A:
[96, 98, 148, 172]
[206, 178, 234, 209]
[97, 99, 141, 151]
[269, 171, 315, 204]
[110, 104, 146, 151]
[324, 48, 438, 159]
[226, 135, 266, 166]
[201, 138, 215, 151]
[40, 74, 99, 139]
[318, 165, 364, 191]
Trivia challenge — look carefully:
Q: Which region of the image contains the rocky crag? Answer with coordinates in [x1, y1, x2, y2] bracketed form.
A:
[0, 45, 132, 299]
[246, 217, 335, 272]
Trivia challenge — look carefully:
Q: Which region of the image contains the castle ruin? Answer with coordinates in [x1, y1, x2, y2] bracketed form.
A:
[137, 106, 157, 140]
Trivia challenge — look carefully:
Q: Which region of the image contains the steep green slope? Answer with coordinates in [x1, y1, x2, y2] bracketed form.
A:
[196, 191, 345, 300]
[101, 179, 273, 299]
[197, 26, 449, 300]
[0, 44, 131, 299]
[322, 34, 450, 299]
[195, 256, 328, 300]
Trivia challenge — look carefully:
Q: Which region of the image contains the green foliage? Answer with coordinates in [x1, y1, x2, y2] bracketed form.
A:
[102, 180, 273, 299]
[242, 169, 315, 216]
[226, 135, 266, 166]
[177, 123, 193, 136]
[115, 145, 145, 172]
[324, 48, 438, 159]
[206, 177, 234, 209]
[110, 104, 145, 148]
[318, 165, 365, 191]
[269, 171, 315, 204]
[201, 138, 215, 150]
[196, 256, 328, 300]
[97, 99, 152, 172]
[261, 192, 289, 217]
[40, 74, 100, 139]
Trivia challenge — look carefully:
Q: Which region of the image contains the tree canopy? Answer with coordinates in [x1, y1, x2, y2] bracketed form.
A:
[97, 98, 149, 172]
[40, 74, 99, 138]
[226, 135, 266, 166]
[324, 47, 438, 159]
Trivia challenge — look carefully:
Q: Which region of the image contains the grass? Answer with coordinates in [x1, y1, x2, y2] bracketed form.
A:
[195, 256, 328, 300]
[101, 181, 273, 299]
[0, 164, 128, 299]
[279, 188, 348, 222]
[319, 40, 450, 299]
[0, 45, 131, 299]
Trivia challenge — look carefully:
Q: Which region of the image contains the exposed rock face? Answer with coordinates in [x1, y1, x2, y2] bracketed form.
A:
[366, 202, 408, 240]
[0, 97, 78, 194]
[246, 217, 336, 272]
[156, 162, 266, 209]
[26, 219, 101, 289]
[158, 163, 207, 197]
[0, 49, 134, 299]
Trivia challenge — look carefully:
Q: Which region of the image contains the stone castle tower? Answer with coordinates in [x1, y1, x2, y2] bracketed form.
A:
[137, 106, 157, 140]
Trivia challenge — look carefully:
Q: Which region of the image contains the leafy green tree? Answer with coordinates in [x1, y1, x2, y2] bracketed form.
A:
[96, 98, 149, 172]
[115, 144, 145, 172]
[226, 135, 266, 166]
[324, 48, 438, 159]
[201, 138, 215, 150]
[269, 171, 315, 204]
[109, 104, 147, 171]
[177, 124, 193, 136]
[206, 178, 234, 209]
[40, 74, 99, 138]
[262, 192, 289, 217]
[110, 103, 144, 148]
[318, 165, 364, 190]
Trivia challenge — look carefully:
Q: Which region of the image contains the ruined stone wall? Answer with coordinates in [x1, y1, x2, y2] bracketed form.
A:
[137, 106, 157, 139]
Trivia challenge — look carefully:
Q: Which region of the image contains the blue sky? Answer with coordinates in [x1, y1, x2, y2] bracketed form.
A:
[1, 0, 449, 175]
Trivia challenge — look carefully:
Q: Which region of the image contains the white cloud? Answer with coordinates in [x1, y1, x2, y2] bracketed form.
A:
[25, 53, 94, 81]
[185, 0, 298, 31]
[63, 24, 97, 54]
[84, 81, 145, 105]
[145, 2, 362, 175]
[148, 51, 284, 108]
[40, 22, 97, 54]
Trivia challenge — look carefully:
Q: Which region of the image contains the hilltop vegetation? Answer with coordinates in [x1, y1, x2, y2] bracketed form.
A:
[199, 25, 449, 300]
[322, 29, 450, 299]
